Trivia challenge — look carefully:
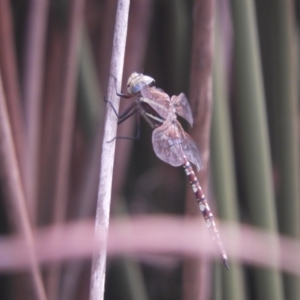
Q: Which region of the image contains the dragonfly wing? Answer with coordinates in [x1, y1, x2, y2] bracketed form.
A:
[171, 93, 194, 126]
[152, 121, 185, 167]
[140, 85, 173, 120]
[182, 132, 202, 171]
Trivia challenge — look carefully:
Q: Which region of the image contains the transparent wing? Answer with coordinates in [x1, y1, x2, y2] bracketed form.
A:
[140, 85, 172, 120]
[181, 132, 202, 172]
[171, 93, 194, 126]
[152, 121, 185, 167]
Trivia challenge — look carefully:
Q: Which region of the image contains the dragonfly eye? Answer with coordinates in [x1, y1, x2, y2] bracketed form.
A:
[127, 73, 155, 94]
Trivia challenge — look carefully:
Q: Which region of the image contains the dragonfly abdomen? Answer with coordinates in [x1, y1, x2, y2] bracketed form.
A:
[182, 158, 229, 269]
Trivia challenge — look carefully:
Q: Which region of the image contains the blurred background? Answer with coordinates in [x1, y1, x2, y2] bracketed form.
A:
[0, 0, 299, 299]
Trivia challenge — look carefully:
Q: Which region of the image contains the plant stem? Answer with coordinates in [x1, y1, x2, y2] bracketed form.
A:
[89, 1, 130, 300]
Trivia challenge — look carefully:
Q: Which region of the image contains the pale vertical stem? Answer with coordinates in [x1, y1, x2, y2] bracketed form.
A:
[61, 0, 153, 291]
[60, 29, 104, 300]
[0, 72, 47, 300]
[22, 0, 49, 222]
[183, 0, 215, 299]
[89, 1, 130, 299]
[112, 0, 153, 197]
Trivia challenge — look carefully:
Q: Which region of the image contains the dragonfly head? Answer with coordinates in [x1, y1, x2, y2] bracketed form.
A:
[127, 72, 155, 95]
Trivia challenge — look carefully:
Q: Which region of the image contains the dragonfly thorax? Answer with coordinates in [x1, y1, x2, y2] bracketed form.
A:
[127, 72, 155, 95]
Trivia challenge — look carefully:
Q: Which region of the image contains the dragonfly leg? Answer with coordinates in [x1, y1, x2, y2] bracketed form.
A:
[117, 106, 139, 124]
[107, 107, 141, 143]
[109, 73, 131, 99]
[105, 78, 142, 142]
[104, 97, 137, 120]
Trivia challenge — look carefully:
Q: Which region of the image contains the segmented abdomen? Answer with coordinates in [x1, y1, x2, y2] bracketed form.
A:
[182, 157, 229, 269]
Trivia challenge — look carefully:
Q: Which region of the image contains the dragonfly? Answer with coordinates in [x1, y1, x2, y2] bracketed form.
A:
[111, 72, 229, 269]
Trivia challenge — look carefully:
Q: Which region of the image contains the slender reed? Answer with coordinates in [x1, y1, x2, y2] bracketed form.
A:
[47, 0, 86, 299]
[89, 1, 130, 300]
[0, 0, 24, 178]
[0, 71, 47, 300]
[22, 0, 49, 222]
[183, 0, 215, 299]
[230, 0, 284, 299]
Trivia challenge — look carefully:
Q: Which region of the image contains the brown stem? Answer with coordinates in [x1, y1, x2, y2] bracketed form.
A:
[183, 0, 216, 299]
[47, 0, 86, 299]
[22, 0, 49, 222]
